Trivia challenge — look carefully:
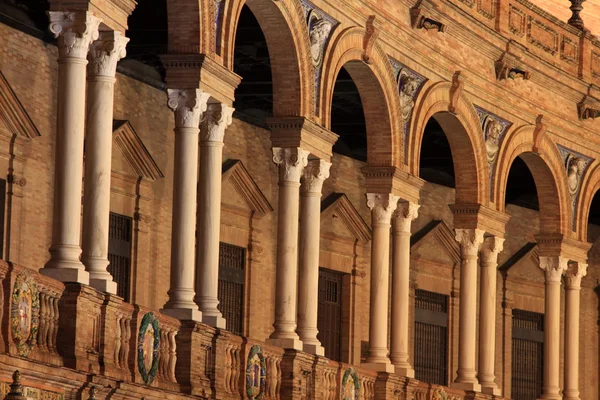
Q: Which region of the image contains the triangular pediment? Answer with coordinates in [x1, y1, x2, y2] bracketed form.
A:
[411, 220, 461, 264]
[0, 70, 40, 139]
[112, 120, 164, 181]
[499, 242, 543, 279]
[320, 193, 371, 243]
[222, 159, 273, 218]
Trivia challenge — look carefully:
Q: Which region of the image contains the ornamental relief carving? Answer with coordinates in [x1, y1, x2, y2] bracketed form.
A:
[394, 202, 420, 233]
[88, 32, 129, 78]
[565, 262, 587, 288]
[480, 237, 504, 264]
[307, 10, 332, 69]
[509, 5, 526, 37]
[454, 228, 484, 258]
[399, 70, 419, 122]
[366, 193, 399, 224]
[272, 147, 309, 182]
[167, 89, 210, 129]
[200, 103, 234, 142]
[301, 159, 331, 193]
[475, 106, 511, 169]
[48, 11, 101, 60]
[539, 256, 568, 282]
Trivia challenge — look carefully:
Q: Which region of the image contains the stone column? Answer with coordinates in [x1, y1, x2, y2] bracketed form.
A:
[297, 159, 331, 356]
[478, 236, 504, 395]
[364, 193, 399, 372]
[538, 256, 568, 400]
[81, 31, 129, 294]
[41, 12, 101, 284]
[453, 228, 484, 392]
[161, 89, 209, 321]
[194, 103, 234, 328]
[267, 147, 309, 350]
[564, 262, 587, 400]
[390, 201, 419, 377]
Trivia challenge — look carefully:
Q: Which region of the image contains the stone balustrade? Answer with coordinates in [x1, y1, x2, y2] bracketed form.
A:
[0, 262, 508, 400]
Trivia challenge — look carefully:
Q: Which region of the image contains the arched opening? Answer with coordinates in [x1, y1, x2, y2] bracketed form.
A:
[419, 118, 455, 188]
[506, 156, 539, 211]
[330, 66, 366, 161]
[232, 5, 272, 125]
[0, 0, 50, 40]
[587, 191, 600, 242]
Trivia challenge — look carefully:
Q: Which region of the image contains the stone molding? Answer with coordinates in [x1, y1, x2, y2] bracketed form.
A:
[272, 147, 309, 183]
[448, 71, 464, 114]
[0, 70, 41, 139]
[48, 11, 101, 60]
[112, 120, 164, 181]
[166, 89, 210, 129]
[88, 31, 129, 78]
[366, 193, 399, 225]
[410, 2, 446, 32]
[393, 202, 420, 233]
[454, 228, 485, 258]
[301, 159, 331, 194]
[361, 166, 424, 205]
[321, 193, 371, 242]
[362, 15, 380, 64]
[539, 256, 568, 283]
[200, 103, 234, 143]
[480, 236, 505, 265]
[267, 117, 338, 162]
[222, 159, 274, 218]
[578, 95, 600, 120]
[565, 261, 588, 288]
[449, 204, 510, 238]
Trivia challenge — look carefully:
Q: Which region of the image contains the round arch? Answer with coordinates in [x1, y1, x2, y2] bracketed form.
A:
[220, 0, 313, 117]
[320, 26, 402, 167]
[408, 81, 489, 205]
[493, 125, 570, 234]
[575, 161, 600, 241]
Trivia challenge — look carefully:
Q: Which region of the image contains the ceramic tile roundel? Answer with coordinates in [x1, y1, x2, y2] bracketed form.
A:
[246, 344, 266, 399]
[137, 312, 160, 384]
[11, 270, 40, 357]
[342, 368, 360, 400]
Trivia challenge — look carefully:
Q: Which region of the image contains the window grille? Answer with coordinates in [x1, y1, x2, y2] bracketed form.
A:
[108, 212, 132, 301]
[414, 289, 448, 386]
[511, 309, 544, 400]
[317, 268, 343, 361]
[217, 242, 245, 335]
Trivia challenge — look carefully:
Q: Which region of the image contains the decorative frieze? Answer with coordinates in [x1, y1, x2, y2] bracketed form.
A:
[509, 5, 526, 37]
[527, 17, 559, 56]
[48, 11, 101, 60]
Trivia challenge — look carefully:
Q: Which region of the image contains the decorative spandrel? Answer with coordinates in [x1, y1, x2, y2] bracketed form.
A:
[557, 144, 593, 229]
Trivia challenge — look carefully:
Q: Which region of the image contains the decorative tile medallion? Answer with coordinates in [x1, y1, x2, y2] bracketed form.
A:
[557, 144, 593, 229]
[341, 368, 360, 400]
[11, 270, 40, 357]
[137, 312, 160, 384]
[246, 344, 266, 399]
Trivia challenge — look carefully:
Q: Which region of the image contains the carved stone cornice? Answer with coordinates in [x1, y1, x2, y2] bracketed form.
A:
[449, 204, 510, 238]
[539, 256, 568, 283]
[495, 52, 531, 81]
[166, 89, 210, 129]
[455, 228, 485, 258]
[393, 202, 420, 233]
[48, 11, 101, 60]
[366, 193, 399, 225]
[361, 166, 424, 204]
[410, 1, 446, 32]
[480, 236, 505, 265]
[88, 31, 129, 78]
[301, 159, 331, 194]
[272, 147, 309, 183]
[49, 0, 136, 33]
[267, 117, 339, 162]
[362, 15, 380, 64]
[565, 261, 587, 288]
[200, 103, 234, 143]
[534, 233, 591, 263]
[577, 95, 600, 120]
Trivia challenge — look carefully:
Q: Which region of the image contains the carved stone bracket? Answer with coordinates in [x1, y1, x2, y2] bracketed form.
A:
[7, 174, 26, 187]
[532, 114, 546, 153]
[410, 5, 446, 32]
[48, 11, 101, 60]
[362, 15, 380, 64]
[578, 95, 600, 120]
[200, 103, 234, 142]
[449, 71, 464, 114]
[495, 53, 531, 81]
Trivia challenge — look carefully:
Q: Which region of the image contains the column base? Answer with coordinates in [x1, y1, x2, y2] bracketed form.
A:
[394, 365, 415, 378]
[562, 390, 580, 400]
[89, 278, 117, 295]
[202, 314, 226, 329]
[362, 362, 395, 373]
[160, 307, 203, 322]
[40, 267, 89, 285]
[266, 337, 303, 351]
[302, 342, 325, 356]
[451, 382, 481, 392]
[481, 384, 501, 396]
[538, 394, 563, 400]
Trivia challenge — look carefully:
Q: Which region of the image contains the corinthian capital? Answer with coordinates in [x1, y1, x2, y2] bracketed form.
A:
[394, 202, 420, 233]
[480, 236, 505, 265]
[200, 103, 234, 142]
[301, 159, 331, 194]
[48, 11, 101, 60]
[539, 256, 568, 283]
[167, 89, 210, 129]
[366, 193, 399, 225]
[455, 228, 485, 258]
[565, 262, 588, 288]
[88, 31, 129, 78]
[272, 147, 309, 183]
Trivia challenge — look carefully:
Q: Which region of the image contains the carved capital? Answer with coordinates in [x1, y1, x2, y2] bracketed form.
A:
[167, 89, 210, 129]
[366, 193, 399, 225]
[455, 228, 485, 258]
[480, 236, 505, 265]
[449, 71, 464, 114]
[301, 159, 331, 194]
[394, 202, 420, 233]
[48, 11, 101, 60]
[200, 103, 234, 142]
[88, 31, 129, 78]
[272, 147, 309, 183]
[539, 256, 568, 283]
[565, 262, 587, 288]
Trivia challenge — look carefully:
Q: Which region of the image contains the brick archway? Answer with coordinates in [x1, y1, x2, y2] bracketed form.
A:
[220, 0, 314, 117]
[408, 81, 488, 205]
[575, 161, 600, 241]
[320, 26, 402, 167]
[493, 125, 570, 235]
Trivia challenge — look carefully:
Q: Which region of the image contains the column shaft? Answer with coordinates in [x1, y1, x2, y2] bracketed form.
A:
[195, 104, 233, 328]
[42, 12, 101, 284]
[267, 147, 309, 350]
[390, 202, 419, 377]
[297, 160, 330, 356]
[82, 32, 128, 294]
[564, 263, 587, 400]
